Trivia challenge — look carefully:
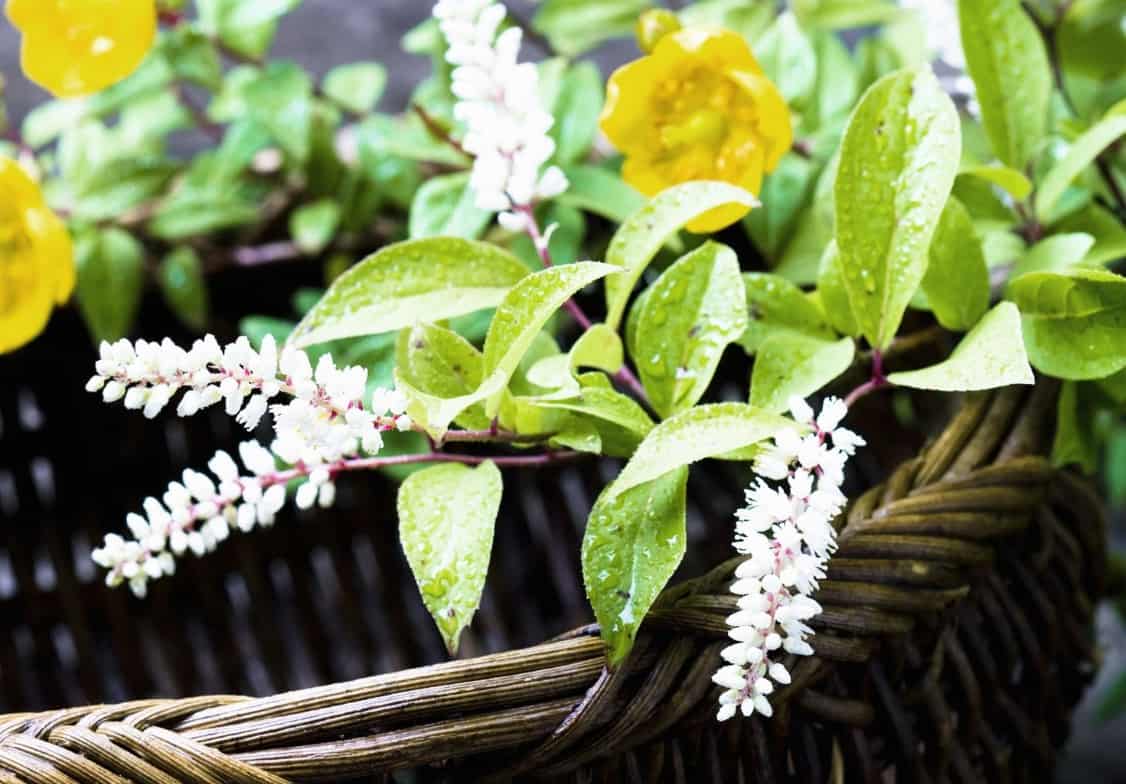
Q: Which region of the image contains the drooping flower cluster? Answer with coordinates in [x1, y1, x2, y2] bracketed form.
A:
[714, 397, 864, 721]
[433, 0, 568, 230]
[87, 334, 411, 596]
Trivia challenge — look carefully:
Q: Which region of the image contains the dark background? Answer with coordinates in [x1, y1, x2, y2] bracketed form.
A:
[2, 2, 1124, 779]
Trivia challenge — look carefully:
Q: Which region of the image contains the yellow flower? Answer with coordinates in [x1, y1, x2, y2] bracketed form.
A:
[6, 0, 156, 98]
[1, 156, 75, 353]
[600, 26, 793, 233]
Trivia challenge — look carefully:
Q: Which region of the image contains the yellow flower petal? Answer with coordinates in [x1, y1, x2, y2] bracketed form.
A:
[601, 56, 677, 156]
[730, 70, 793, 171]
[0, 244, 54, 354]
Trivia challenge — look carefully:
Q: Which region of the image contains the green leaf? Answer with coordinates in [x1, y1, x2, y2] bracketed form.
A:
[322, 62, 387, 116]
[888, 302, 1034, 390]
[69, 157, 178, 223]
[395, 324, 491, 431]
[74, 228, 145, 343]
[582, 467, 688, 665]
[744, 154, 817, 260]
[398, 461, 502, 654]
[816, 241, 860, 337]
[161, 27, 222, 91]
[1008, 232, 1096, 281]
[403, 262, 619, 436]
[223, 0, 303, 27]
[533, 0, 650, 57]
[957, 0, 1052, 169]
[774, 206, 831, 286]
[741, 271, 836, 354]
[919, 197, 990, 331]
[510, 203, 585, 268]
[409, 172, 493, 240]
[1054, 203, 1126, 267]
[289, 199, 342, 255]
[834, 66, 961, 350]
[535, 386, 654, 457]
[791, 0, 901, 29]
[1051, 381, 1098, 473]
[557, 164, 646, 223]
[634, 243, 748, 417]
[291, 237, 530, 347]
[804, 29, 861, 132]
[756, 12, 817, 105]
[604, 181, 758, 331]
[158, 247, 209, 331]
[549, 62, 603, 165]
[1036, 109, 1126, 222]
[571, 323, 624, 374]
[1008, 268, 1126, 380]
[612, 403, 795, 499]
[959, 164, 1033, 201]
[750, 335, 855, 413]
[243, 62, 314, 163]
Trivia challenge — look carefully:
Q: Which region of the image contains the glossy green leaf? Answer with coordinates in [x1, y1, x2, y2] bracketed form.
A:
[1051, 382, 1098, 473]
[834, 66, 961, 350]
[535, 386, 654, 457]
[1008, 268, 1126, 379]
[549, 62, 603, 165]
[604, 181, 758, 331]
[741, 271, 836, 354]
[744, 155, 817, 261]
[959, 164, 1033, 201]
[1054, 203, 1126, 267]
[533, 0, 650, 57]
[1008, 233, 1096, 281]
[557, 165, 646, 223]
[395, 324, 491, 431]
[158, 247, 209, 331]
[290, 199, 342, 255]
[571, 323, 624, 374]
[634, 243, 748, 417]
[75, 228, 145, 343]
[409, 172, 493, 240]
[612, 403, 795, 499]
[1037, 110, 1126, 222]
[750, 335, 855, 413]
[791, 0, 901, 29]
[323, 62, 387, 116]
[773, 206, 830, 286]
[816, 241, 860, 337]
[242, 62, 314, 162]
[957, 0, 1051, 169]
[291, 237, 529, 347]
[888, 302, 1034, 390]
[919, 197, 990, 331]
[582, 467, 688, 665]
[756, 12, 817, 105]
[398, 461, 502, 654]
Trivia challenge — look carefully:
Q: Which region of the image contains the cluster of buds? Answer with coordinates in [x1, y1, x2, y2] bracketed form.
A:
[88, 335, 412, 596]
[433, 0, 568, 230]
[714, 397, 864, 721]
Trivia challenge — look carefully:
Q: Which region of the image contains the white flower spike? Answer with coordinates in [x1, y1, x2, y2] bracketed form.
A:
[715, 396, 865, 721]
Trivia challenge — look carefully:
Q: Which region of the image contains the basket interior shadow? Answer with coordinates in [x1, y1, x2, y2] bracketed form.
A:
[0, 305, 1106, 783]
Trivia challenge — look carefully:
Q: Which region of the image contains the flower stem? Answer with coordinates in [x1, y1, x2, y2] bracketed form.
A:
[843, 349, 889, 408]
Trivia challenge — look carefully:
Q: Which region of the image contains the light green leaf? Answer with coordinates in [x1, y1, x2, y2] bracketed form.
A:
[919, 197, 990, 331]
[398, 461, 502, 654]
[791, 0, 901, 29]
[557, 165, 646, 223]
[323, 62, 387, 116]
[224, 0, 303, 28]
[612, 403, 795, 499]
[1008, 233, 1096, 281]
[409, 172, 493, 240]
[549, 62, 603, 165]
[744, 155, 817, 260]
[395, 324, 491, 431]
[1051, 381, 1098, 473]
[289, 199, 342, 255]
[291, 237, 530, 347]
[1008, 268, 1126, 380]
[535, 386, 654, 457]
[158, 247, 209, 331]
[741, 271, 836, 354]
[773, 206, 830, 286]
[634, 243, 748, 417]
[957, 0, 1051, 169]
[888, 302, 1034, 390]
[816, 240, 860, 337]
[750, 335, 855, 413]
[533, 0, 650, 57]
[959, 164, 1033, 201]
[756, 12, 817, 105]
[582, 467, 688, 665]
[834, 66, 961, 350]
[571, 323, 624, 374]
[242, 62, 314, 163]
[75, 228, 145, 343]
[1037, 110, 1126, 223]
[604, 181, 758, 331]
[1054, 203, 1126, 267]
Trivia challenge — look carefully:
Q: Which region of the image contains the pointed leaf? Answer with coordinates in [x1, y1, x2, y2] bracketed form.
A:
[919, 196, 989, 331]
[888, 302, 1033, 390]
[1037, 110, 1126, 222]
[570, 323, 623, 374]
[816, 240, 860, 337]
[395, 324, 491, 431]
[750, 335, 855, 413]
[834, 66, 961, 350]
[1008, 233, 1096, 281]
[741, 271, 836, 354]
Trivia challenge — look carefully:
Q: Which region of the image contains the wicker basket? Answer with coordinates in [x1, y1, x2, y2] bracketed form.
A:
[0, 297, 1106, 782]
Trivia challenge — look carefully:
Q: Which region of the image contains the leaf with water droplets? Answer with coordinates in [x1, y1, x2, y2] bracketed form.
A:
[582, 466, 688, 666]
[1007, 268, 1126, 380]
[395, 323, 491, 431]
[398, 461, 503, 655]
[291, 237, 530, 347]
[741, 271, 837, 354]
[535, 386, 654, 457]
[957, 0, 1051, 170]
[634, 242, 749, 417]
[570, 323, 624, 374]
[604, 181, 759, 331]
[750, 335, 855, 413]
[887, 302, 1033, 390]
[834, 65, 960, 350]
[919, 196, 989, 332]
[816, 240, 860, 337]
[612, 403, 796, 499]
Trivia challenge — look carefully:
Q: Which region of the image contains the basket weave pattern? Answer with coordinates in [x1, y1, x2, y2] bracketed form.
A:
[0, 333, 1106, 782]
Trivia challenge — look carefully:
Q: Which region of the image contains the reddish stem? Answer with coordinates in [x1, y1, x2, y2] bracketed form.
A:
[843, 349, 888, 408]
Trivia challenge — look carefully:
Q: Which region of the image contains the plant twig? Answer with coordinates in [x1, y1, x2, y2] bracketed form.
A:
[412, 103, 471, 159]
[844, 349, 889, 408]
